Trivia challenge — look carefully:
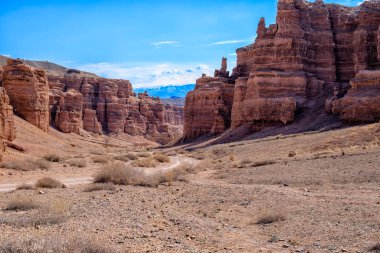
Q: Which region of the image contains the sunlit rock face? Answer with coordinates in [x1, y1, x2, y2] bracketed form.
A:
[184, 0, 380, 140]
[48, 72, 183, 144]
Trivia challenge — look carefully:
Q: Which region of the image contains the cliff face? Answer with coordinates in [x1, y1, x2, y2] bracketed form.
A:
[2, 59, 50, 132]
[48, 73, 183, 144]
[184, 0, 380, 140]
[0, 59, 183, 145]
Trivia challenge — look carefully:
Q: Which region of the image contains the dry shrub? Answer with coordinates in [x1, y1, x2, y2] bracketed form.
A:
[153, 153, 170, 163]
[0, 236, 116, 253]
[16, 184, 36, 191]
[92, 155, 110, 164]
[132, 157, 157, 168]
[4, 197, 39, 211]
[1, 158, 51, 171]
[113, 153, 138, 162]
[157, 167, 187, 186]
[35, 177, 63, 189]
[43, 154, 61, 162]
[253, 207, 286, 225]
[83, 183, 116, 192]
[137, 152, 151, 157]
[68, 159, 87, 168]
[0, 199, 70, 228]
[176, 149, 188, 155]
[288, 151, 296, 157]
[93, 162, 183, 187]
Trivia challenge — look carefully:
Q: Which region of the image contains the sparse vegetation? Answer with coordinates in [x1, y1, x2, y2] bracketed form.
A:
[132, 157, 158, 168]
[68, 158, 87, 168]
[137, 152, 151, 157]
[188, 152, 205, 160]
[16, 184, 36, 190]
[92, 155, 110, 164]
[35, 177, 63, 189]
[83, 183, 116, 192]
[4, 197, 39, 211]
[113, 153, 138, 162]
[43, 154, 61, 163]
[93, 161, 185, 187]
[253, 207, 286, 225]
[1, 158, 51, 171]
[153, 153, 170, 163]
[288, 151, 296, 157]
[0, 236, 115, 253]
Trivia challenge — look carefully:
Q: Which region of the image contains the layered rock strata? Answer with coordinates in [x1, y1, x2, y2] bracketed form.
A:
[48, 73, 183, 144]
[2, 59, 50, 132]
[184, 0, 380, 140]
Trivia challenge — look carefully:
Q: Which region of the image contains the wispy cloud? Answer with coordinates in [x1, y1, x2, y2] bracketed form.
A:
[77, 62, 212, 88]
[150, 41, 180, 48]
[212, 40, 250, 45]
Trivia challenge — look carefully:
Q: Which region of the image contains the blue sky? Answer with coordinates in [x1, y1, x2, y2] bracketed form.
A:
[0, 0, 364, 87]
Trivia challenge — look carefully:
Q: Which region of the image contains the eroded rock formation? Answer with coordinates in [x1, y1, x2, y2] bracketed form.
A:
[184, 0, 380, 140]
[48, 72, 183, 144]
[2, 59, 50, 132]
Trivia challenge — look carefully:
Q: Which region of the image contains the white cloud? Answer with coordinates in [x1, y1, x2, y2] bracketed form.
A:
[150, 41, 180, 48]
[212, 40, 250, 45]
[77, 62, 213, 88]
[228, 53, 237, 56]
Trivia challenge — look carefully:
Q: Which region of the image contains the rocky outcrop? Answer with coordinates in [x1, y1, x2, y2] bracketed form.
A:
[2, 59, 50, 132]
[330, 71, 380, 122]
[184, 0, 380, 140]
[0, 87, 16, 161]
[183, 74, 234, 140]
[54, 89, 83, 134]
[48, 72, 183, 144]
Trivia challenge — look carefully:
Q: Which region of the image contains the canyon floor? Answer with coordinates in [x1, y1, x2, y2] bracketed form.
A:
[0, 118, 379, 253]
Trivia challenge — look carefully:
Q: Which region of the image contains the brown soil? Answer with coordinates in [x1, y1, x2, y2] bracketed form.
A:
[0, 119, 379, 252]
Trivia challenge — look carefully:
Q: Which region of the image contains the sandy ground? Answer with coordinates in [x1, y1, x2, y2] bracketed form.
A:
[0, 120, 379, 252]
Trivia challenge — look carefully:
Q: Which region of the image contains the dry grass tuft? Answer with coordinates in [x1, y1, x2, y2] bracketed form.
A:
[153, 153, 171, 163]
[43, 154, 61, 163]
[132, 157, 158, 168]
[16, 184, 36, 190]
[137, 152, 151, 157]
[113, 153, 138, 162]
[83, 183, 116, 192]
[0, 236, 116, 253]
[188, 152, 205, 160]
[1, 159, 51, 171]
[288, 151, 296, 157]
[35, 177, 63, 189]
[4, 197, 39, 211]
[68, 159, 87, 168]
[93, 162, 185, 187]
[253, 207, 286, 225]
[92, 155, 110, 164]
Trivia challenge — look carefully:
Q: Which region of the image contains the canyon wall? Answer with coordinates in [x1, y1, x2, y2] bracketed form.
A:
[184, 0, 380, 140]
[0, 59, 183, 145]
[48, 73, 183, 144]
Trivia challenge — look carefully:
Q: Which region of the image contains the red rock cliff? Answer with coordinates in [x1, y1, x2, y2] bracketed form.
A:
[184, 0, 380, 140]
[2, 59, 50, 132]
[48, 73, 183, 144]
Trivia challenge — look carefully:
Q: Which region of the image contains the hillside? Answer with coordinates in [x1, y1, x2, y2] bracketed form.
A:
[0, 55, 97, 77]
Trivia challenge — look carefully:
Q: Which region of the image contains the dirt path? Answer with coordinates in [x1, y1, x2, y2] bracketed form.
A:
[0, 156, 198, 192]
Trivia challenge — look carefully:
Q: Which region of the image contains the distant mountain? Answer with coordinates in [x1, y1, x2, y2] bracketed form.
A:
[134, 84, 195, 99]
